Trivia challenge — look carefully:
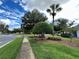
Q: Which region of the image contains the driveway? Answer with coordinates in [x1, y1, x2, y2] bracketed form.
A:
[0, 34, 16, 48]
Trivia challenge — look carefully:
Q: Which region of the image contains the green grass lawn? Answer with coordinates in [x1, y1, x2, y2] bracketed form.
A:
[0, 38, 23, 59]
[29, 39, 79, 59]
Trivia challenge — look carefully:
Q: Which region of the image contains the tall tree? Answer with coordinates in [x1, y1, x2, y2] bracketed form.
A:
[4, 25, 9, 33]
[22, 9, 47, 33]
[0, 21, 5, 33]
[47, 4, 62, 35]
[12, 28, 22, 33]
[55, 18, 75, 32]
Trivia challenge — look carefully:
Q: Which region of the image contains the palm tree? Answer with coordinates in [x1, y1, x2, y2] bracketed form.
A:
[47, 4, 62, 36]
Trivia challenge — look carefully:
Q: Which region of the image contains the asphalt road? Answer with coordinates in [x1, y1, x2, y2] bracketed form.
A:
[0, 34, 16, 47]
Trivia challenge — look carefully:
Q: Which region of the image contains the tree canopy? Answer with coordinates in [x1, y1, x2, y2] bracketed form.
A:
[0, 21, 9, 33]
[22, 9, 47, 33]
[54, 18, 75, 32]
[0, 21, 5, 32]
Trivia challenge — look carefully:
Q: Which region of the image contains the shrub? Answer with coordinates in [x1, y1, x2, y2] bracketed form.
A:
[32, 22, 52, 34]
[47, 37, 62, 41]
[61, 32, 71, 38]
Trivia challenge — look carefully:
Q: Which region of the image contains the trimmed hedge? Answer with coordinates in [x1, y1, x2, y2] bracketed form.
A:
[61, 33, 71, 38]
[47, 37, 62, 41]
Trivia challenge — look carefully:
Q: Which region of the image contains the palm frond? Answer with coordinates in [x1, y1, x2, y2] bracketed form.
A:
[50, 4, 55, 10]
[56, 7, 62, 12]
[56, 4, 60, 9]
[47, 9, 51, 13]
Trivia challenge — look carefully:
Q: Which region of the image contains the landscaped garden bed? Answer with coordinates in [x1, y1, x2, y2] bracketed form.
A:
[47, 36, 62, 41]
[29, 36, 79, 59]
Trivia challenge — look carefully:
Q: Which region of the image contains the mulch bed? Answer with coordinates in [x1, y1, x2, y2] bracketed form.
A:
[29, 36, 79, 48]
[47, 37, 62, 41]
[47, 40, 79, 48]
[61, 40, 79, 48]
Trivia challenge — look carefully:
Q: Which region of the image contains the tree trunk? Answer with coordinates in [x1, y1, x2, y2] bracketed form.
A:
[52, 15, 54, 36]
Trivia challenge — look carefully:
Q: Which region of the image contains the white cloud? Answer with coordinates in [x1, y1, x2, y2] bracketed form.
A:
[9, 25, 21, 31]
[0, 1, 2, 5]
[0, 19, 21, 30]
[0, 19, 19, 25]
[0, 10, 21, 19]
[20, 0, 79, 25]
[13, 0, 19, 3]
[19, 2, 28, 10]
[39, 0, 79, 25]
[21, 0, 69, 11]
[0, 9, 5, 13]
[21, 0, 69, 10]
[10, 20, 19, 25]
[21, 0, 28, 4]
[8, 20, 21, 30]
[0, 19, 11, 25]
[1, 0, 79, 29]
[55, 0, 79, 22]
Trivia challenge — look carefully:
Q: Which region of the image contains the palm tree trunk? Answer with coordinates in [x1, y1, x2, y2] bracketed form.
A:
[52, 15, 54, 36]
[52, 7, 55, 36]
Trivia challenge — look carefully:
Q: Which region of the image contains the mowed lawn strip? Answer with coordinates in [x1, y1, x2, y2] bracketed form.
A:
[29, 39, 79, 59]
[0, 38, 23, 59]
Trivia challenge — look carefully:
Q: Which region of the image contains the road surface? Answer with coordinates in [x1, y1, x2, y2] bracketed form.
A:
[0, 34, 16, 48]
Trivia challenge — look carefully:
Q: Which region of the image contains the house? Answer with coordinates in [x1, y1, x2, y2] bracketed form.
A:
[74, 24, 79, 38]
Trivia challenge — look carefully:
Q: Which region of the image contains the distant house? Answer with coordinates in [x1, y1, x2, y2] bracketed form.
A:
[74, 24, 79, 38]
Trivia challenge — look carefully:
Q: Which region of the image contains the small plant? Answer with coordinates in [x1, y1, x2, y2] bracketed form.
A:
[47, 36, 62, 41]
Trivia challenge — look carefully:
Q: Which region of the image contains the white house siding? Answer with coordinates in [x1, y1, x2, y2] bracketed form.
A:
[77, 30, 79, 38]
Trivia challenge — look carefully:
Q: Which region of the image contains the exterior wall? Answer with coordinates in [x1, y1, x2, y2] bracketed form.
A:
[77, 30, 79, 38]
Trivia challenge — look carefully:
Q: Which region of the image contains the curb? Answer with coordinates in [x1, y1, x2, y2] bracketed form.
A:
[0, 40, 14, 48]
[16, 37, 35, 59]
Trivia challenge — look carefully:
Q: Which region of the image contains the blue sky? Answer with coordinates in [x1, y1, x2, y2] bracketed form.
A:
[0, 0, 26, 30]
[0, 0, 79, 30]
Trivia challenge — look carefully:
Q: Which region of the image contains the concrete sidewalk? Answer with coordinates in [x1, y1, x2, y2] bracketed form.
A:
[16, 37, 35, 59]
